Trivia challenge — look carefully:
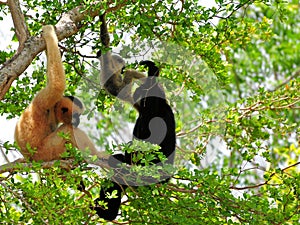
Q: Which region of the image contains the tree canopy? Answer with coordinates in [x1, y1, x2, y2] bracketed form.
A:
[0, 0, 299, 224]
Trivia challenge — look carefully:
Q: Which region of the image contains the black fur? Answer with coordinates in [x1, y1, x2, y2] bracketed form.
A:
[93, 182, 123, 221]
[94, 61, 176, 220]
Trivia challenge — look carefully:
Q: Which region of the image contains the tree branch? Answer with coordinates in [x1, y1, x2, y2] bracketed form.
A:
[0, 1, 129, 100]
[7, 0, 30, 52]
[0, 158, 74, 174]
[0, 157, 110, 174]
[271, 69, 300, 92]
[230, 161, 300, 190]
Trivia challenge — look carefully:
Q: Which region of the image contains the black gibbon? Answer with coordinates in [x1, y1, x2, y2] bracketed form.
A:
[97, 13, 145, 106]
[15, 25, 101, 161]
[93, 60, 176, 221]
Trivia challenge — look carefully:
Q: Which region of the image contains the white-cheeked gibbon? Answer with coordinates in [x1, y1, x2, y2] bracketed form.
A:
[97, 13, 146, 107]
[14, 25, 101, 161]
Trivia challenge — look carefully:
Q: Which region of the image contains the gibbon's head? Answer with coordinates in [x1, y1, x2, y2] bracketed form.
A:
[111, 54, 126, 73]
[55, 96, 84, 127]
[97, 50, 126, 74]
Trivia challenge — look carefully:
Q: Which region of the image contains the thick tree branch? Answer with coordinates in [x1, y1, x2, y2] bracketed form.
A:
[0, 1, 129, 100]
[7, 0, 30, 52]
[0, 157, 110, 174]
[0, 158, 75, 174]
[0, 34, 44, 100]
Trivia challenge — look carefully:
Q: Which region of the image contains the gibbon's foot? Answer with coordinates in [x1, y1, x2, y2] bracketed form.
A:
[77, 180, 92, 198]
[93, 182, 123, 221]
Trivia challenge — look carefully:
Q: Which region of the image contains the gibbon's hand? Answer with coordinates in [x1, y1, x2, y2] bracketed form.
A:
[96, 50, 102, 58]
[139, 60, 159, 77]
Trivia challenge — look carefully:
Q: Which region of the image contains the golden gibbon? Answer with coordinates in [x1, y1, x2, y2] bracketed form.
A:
[14, 25, 102, 161]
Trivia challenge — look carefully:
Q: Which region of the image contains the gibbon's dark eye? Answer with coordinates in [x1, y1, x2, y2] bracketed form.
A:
[61, 107, 68, 113]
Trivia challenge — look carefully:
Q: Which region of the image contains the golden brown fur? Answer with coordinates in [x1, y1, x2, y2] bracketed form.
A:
[14, 25, 102, 161]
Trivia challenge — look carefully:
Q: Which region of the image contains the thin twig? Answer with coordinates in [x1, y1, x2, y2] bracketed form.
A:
[230, 161, 300, 190]
[271, 69, 300, 92]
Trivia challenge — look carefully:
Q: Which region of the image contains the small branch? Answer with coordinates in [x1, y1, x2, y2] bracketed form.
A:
[0, 158, 74, 174]
[0, 157, 111, 174]
[271, 69, 300, 92]
[236, 96, 300, 120]
[282, 161, 300, 171]
[230, 161, 300, 190]
[177, 120, 216, 137]
[215, 0, 254, 19]
[7, 0, 30, 52]
[166, 183, 198, 193]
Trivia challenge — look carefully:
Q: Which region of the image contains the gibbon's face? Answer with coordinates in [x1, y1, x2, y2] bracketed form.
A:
[55, 96, 84, 127]
[112, 55, 125, 73]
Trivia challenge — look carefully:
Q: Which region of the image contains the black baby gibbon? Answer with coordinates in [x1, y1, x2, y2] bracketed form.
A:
[15, 25, 101, 161]
[93, 60, 176, 221]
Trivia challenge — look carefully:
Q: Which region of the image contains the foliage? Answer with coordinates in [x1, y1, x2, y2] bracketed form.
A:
[0, 0, 299, 224]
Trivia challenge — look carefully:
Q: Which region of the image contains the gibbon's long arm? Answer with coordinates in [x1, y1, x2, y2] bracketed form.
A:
[100, 13, 110, 48]
[33, 25, 65, 109]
